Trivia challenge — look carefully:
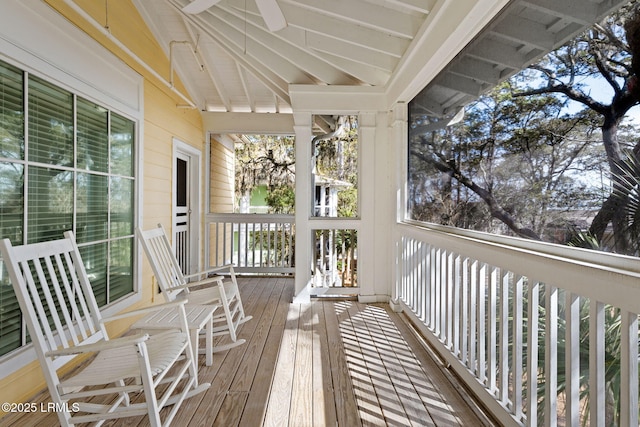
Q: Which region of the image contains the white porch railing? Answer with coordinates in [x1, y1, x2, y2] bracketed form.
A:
[395, 222, 640, 427]
[205, 213, 294, 274]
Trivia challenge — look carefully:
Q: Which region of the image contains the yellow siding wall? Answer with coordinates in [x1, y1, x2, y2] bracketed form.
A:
[0, 0, 205, 408]
[208, 136, 235, 265]
[209, 136, 235, 213]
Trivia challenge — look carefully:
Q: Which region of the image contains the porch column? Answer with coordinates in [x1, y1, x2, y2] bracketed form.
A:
[357, 113, 377, 300]
[358, 111, 395, 302]
[390, 102, 407, 311]
[293, 112, 313, 301]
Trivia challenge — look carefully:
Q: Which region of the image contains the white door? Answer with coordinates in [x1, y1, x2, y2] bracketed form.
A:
[173, 140, 201, 275]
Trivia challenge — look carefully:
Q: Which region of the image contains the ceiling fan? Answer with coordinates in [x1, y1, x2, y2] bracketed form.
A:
[182, 0, 287, 32]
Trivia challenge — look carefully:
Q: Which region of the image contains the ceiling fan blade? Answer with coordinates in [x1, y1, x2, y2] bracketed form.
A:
[255, 0, 287, 32]
[182, 0, 222, 14]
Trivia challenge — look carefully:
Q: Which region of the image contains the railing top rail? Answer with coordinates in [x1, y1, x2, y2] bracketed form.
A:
[398, 221, 640, 314]
[401, 220, 640, 273]
[206, 213, 295, 223]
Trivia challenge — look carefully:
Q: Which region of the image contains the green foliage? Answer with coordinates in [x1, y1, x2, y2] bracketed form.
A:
[337, 187, 357, 217]
[533, 296, 636, 426]
[409, 7, 640, 421]
[314, 115, 359, 218]
[612, 151, 640, 255]
[567, 229, 601, 249]
[409, 2, 640, 252]
[265, 185, 295, 214]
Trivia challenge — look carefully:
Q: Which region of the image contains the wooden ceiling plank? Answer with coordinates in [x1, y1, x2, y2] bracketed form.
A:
[289, 0, 421, 39]
[213, 5, 363, 85]
[306, 33, 397, 73]
[278, 3, 410, 58]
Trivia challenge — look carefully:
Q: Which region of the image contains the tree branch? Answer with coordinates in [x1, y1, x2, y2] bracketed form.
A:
[513, 84, 609, 115]
[411, 141, 542, 241]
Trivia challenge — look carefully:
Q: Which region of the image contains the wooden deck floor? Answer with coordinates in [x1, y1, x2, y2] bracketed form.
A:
[0, 277, 490, 427]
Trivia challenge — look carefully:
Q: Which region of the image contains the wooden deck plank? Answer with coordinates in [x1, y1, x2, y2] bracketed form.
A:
[211, 391, 248, 427]
[262, 303, 300, 427]
[217, 278, 287, 426]
[359, 303, 435, 427]
[146, 277, 264, 427]
[237, 278, 293, 427]
[324, 301, 363, 427]
[186, 277, 274, 427]
[355, 302, 419, 427]
[0, 278, 491, 427]
[229, 278, 286, 393]
[383, 304, 485, 427]
[125, 277, 271, 427]
[313, 301, 338, 427]
[339, 300, 386, 427]
[289, 303, 313, 426]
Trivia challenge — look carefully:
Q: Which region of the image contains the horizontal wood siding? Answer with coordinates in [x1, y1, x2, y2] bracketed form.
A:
[209, 137, 235, 213]
[209, 137, 235, 265]
[0, 0, 206, 410]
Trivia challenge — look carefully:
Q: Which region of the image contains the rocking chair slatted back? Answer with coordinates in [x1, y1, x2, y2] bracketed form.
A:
[138, 225, 187, 301]
[4, 234, 105, 368]
[138, 224, 253, 353]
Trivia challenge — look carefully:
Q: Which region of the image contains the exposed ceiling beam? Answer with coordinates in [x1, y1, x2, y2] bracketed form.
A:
[309, 51, 390, 86]
[190, 19, 310, 81]
[409, 96, 450, 116]
[198, 46, 233, 111]
[182, 20, 233, 110]
[381, 0, 438, 15]
[432, 73, 486, 97]
[236, 63, 255, 112]
[202, 112, 294, 133]
[447, 57, 507, 85]
[490, 15, 555, 51]
[521, 0, 601, 25]
[167, 1, 293, 103]
[467, 37, 539, 70]
[180, 20, 291, 104]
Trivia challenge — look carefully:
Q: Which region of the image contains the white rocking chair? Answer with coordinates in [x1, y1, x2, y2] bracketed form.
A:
[137, 224, 252, 352]
[0, 232, 209, 427]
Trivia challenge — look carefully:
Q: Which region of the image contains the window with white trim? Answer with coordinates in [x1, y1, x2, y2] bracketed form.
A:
[0, 59, 137, 357]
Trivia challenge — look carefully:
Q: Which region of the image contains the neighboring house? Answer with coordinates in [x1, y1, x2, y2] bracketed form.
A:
[313, 175, 352, 218]
[239, 185, 275, 214]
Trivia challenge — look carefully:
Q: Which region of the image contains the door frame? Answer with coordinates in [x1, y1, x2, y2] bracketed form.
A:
[172, 138, 202, 275]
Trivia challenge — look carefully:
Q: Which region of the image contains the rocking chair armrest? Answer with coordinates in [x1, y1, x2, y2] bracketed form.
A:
[178, 275, 225, 288]
[184, 264, 232, 280]
[101, 299, 188, 323]
[45, 333, 150, 357]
